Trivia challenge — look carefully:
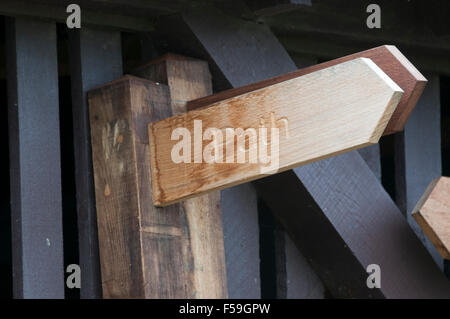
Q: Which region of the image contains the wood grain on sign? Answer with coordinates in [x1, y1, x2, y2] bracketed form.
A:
[89, 74, 226, 298]
[412, 177, 450, 260]
[149, 58, 403, 206]
[187, 45, 426, 135]
[131, 54, 227, 298]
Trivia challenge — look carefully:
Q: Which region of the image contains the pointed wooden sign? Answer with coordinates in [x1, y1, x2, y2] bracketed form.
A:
[149, 57, 403, 206]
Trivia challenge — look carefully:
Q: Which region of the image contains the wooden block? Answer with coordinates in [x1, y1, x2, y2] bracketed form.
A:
[412, 177, 450, 260]
[131, 54, 228, 297]
[149, 57, 403, 206]
[88, 75, 226, 298]
[187, 45, 426, 135]
[132, 53, 212, 115]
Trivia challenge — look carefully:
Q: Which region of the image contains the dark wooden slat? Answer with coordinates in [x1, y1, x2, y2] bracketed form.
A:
[395, 74, 444, 269]
[6, 17, 64, 298]
[254, 170, 384, 298]
[68, 28, 123, 299]
[245, 0, 312, 16]
[282, 230, 325, 298]
[0, 0, 155, 32]
[445, 260, 450, 280]
[268, 0, 450, 60]
[358, 145, 381, 182]
[259, 198, 324, 298]
[222, 185, 260, 298]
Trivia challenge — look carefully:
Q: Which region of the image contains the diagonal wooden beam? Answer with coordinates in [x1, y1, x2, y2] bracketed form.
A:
[159, 6, 450, 298]
[149, 57, 403, 206]
[254, 159, 450, 298]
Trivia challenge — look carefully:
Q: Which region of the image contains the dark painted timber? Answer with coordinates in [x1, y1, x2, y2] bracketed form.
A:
[6, 17, 64, 298]
[68, 28, 123, 299]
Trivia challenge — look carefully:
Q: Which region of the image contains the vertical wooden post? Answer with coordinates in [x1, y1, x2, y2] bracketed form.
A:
[395, 74, 443, 269]
[89, 54, 227, 298]
[6, 17, 64, 298]
[68, 28, 123, 298]
[132, 54, 227, 298]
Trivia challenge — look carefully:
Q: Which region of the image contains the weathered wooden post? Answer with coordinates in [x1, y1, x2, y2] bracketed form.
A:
[88, 55, 228, 298]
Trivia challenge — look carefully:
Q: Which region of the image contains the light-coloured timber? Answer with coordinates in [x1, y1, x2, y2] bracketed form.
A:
[131, 53, 228, 298]
[149, 57, 403, 206]
[412, 177, 450, 260]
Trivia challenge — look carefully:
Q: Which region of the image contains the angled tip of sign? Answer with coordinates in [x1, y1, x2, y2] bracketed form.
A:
[356, 57, 404, 143]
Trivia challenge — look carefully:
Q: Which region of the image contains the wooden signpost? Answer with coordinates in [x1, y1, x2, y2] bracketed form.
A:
[148, 57, 403, 206]
[88, 45, 436, 298]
